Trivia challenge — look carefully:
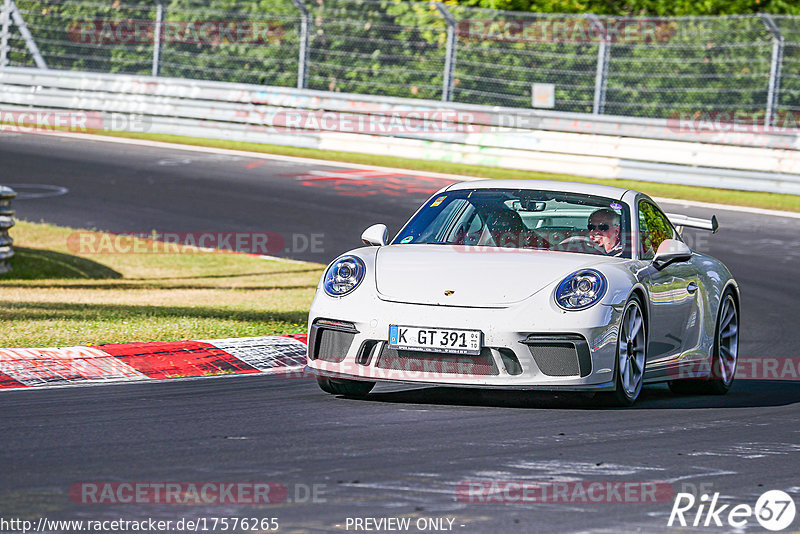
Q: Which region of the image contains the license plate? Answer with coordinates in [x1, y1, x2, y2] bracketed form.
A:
[388, 325, 482, 355]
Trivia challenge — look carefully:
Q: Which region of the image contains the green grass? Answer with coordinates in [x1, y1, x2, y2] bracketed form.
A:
[0, 221, 324, 347]
[101, 130, 800, 213]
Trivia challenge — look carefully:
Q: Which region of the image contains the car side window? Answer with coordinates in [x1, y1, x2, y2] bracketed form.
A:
[638, 201, 677, 260]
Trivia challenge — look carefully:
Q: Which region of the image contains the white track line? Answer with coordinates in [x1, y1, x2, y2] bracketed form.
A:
[31, 131, 800, 220]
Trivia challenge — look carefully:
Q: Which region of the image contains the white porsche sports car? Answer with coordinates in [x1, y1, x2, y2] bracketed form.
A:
[306, 180, 740, 405]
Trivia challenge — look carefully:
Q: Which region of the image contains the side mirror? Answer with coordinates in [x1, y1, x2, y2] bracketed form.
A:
[361, 224, 388, 246]
[653, 239, 692, 269]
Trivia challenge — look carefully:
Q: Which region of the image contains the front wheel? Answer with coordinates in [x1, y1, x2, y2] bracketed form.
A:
[602, 296, 647, 407]
[317, 376, 375, 398]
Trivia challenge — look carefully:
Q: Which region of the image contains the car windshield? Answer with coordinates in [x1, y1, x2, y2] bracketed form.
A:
[393, 188, 632, 258]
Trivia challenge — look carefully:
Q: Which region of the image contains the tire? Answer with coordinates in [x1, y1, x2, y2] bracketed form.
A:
[669, 290, 738, 396]
[601, 295, 647, 407]
[316, 376, 375, 398]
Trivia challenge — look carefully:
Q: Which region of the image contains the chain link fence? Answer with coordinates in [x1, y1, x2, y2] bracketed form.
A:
[1, 0, 799, 123]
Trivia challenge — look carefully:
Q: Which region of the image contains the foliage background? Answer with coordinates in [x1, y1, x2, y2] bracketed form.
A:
[6, 0, 800, 119]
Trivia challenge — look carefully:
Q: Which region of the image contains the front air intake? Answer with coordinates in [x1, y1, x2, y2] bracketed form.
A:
[375, 346, 499, 376]
[521, 335, 591, 377]
[308, 319, 358, 363]
[315, 329, 355, 363]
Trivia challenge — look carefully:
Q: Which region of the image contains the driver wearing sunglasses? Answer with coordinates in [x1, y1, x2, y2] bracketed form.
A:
[587, 208, 622, 256]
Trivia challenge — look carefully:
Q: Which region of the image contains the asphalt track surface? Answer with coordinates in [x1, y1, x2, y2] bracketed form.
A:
[2, 133, 800, 533]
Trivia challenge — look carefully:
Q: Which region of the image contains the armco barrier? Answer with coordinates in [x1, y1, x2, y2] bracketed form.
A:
[0, 185, 16, 275]
[2, 67, 800, 195]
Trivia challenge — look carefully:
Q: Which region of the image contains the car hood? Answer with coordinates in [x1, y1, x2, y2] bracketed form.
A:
[374, 244, 618, 307]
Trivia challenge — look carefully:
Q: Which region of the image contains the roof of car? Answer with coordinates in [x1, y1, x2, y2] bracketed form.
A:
[445, 179, 632, 200]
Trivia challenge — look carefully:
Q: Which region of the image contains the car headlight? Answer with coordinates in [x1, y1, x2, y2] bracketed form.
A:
[323, 255, 366, 297]
[555, 269, 607, 310]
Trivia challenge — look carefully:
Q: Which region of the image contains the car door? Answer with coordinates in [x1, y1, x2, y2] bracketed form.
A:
[673, 252, 708, 368]
[637, 200, 700, 377]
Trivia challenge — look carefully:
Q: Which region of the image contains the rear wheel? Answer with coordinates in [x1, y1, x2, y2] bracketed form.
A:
[317, 377, 375, 398]
[603, 295, 647, 406]
[669, 290, 738, 395]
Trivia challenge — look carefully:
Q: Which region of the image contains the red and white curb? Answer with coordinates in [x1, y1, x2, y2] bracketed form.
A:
[0, 335, 308, 390]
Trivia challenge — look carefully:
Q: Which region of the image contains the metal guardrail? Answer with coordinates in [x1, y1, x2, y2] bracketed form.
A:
[2, 67, 800, 195]
[0, 185, 16, 274]
[2, 66, 799, 150]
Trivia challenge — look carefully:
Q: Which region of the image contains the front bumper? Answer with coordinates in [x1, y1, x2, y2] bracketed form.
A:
[306, 296, 623, 391]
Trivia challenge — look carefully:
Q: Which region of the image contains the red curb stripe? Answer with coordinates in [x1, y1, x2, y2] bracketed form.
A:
[281, 333, 307, 344]
[93, 341, 261, 379]
[0, 371, 27, 389]
[0, 346, 147, 386]
[0, 336, 308, 390]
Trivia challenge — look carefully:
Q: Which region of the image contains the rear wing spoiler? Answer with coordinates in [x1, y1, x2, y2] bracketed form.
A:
[666, 213, 719, 234]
